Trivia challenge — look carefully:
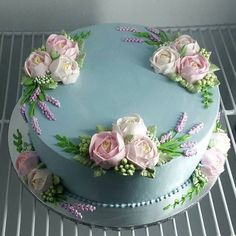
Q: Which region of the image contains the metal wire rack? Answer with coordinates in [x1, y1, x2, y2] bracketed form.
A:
[0, 24, 236, 236]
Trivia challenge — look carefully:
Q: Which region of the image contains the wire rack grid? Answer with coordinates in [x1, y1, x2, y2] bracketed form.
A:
[0, 24, 236, 236]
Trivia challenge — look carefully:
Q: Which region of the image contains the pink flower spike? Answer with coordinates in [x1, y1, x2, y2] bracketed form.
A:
[188, 122, 204, 135]
[37, 101, 56, 121]
[183, 149, 197, 157]
[20, 104, 28, 123]
[30, 86, 41, 102]
[160, 131, 172, 144]
[175, 112, 188, 133]
[145, 27, 160, 35]
[116, 26, 137, 32]
[31, 116, 41, 135]
[180, 141, 196, 148]
[45, 95, 61, 108]
[122, 38, 144, 43]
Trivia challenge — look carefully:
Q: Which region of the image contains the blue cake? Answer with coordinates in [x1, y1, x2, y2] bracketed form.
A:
[13, 23, 231, 216]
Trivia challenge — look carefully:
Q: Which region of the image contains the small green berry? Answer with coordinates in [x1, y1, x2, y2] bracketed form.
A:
[121, 158, 128, 164]
[121, 168, 126, 173]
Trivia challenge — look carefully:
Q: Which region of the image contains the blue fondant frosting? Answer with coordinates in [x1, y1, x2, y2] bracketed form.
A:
[27, 23, 220, 207]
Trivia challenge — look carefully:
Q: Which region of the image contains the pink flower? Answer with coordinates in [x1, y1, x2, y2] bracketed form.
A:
[46, 34, 79, 60]
[16, 151, 39, 177]
[171, 35, 200, 56]
[201, 147, 226, 178]
[89, 132, 126, 169]
[27, 168, 53, 195]
[49, 56, 80, 84]
[24, 51, 52, 77]
[176, 54, 210, 84]
[126, 136, 159, 170]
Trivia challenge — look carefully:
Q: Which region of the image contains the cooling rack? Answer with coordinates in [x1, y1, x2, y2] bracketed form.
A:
[0, 24, 236, 236]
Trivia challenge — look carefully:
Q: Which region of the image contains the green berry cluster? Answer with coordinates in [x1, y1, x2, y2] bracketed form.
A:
[197, 74, 217, 88]
[114, 158, 136, 176]
[34, 75, 53, 85]
[78, 136, 91, 157]
[41, 184, 64, 204]
[146, 131, 159, 145]
[192, 166, 208, 187]
[199, 48, 211, 60]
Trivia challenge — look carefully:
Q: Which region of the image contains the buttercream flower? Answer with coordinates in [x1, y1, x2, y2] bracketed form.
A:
[112, 114, 147, 138]
[201, 147, 226, 178]
[171, 35, 200, 56]
[209, 132, 231, 154]
[150, 46, 179, 75]
[49, 56, 80, 84]
[176, 54, 210, 84]
[126, 136, 159, 170]
[46, 34, 79, 60]
[89, 131, 126, 169]
[24, 51, 52, 77]
[16, 151, 39, 177]
[27, 168, 53, 195]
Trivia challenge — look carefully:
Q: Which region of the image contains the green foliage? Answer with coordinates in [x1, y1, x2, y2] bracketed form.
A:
[163, 166, 208, 210]
[124, 134, 134, 144]
[13, 129, 32, 152]
[114, 158, 136, 176]
[201, 86, 214, 108]
[76, 52, 86, 69]
[74, 154, 93, 166]
[147, 125, 157, 137]
[140, 168, 155, 179]
[96, 125, 110, 133]
[55, 134, 80, 154]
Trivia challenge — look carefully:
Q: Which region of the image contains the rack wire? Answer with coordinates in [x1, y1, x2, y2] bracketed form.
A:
[0, 24, 236, 236]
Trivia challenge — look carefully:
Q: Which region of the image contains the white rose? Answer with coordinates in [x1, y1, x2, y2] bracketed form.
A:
[112, 114, 147, 137]
[209, 132, 231, 155]
[150, 46, 179, 75]
[171, 35, 200, 56]
[49, 55, 80, 84]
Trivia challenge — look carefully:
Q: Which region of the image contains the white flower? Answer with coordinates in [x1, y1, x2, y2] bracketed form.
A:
[209, 132, 231, 155]
[150, 46, 179, 75]
[112, 114, 147, 138]
[49, 55, 80, 84]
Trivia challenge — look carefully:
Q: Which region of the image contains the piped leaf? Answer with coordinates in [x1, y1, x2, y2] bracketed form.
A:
[147, 125, 157, 137]
[209, 63, 220, 73]
[77, 52, 86, 69]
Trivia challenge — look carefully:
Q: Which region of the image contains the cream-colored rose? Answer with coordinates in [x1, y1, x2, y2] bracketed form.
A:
[112, 114, 147, 138]
[209, 132, 231, 155]
[49, 56, 80, 84]
[150, 46, 179, 75]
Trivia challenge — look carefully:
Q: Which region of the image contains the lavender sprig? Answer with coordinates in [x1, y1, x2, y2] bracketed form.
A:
[46, 95, 61, 108]
[116, 26, 137, 32]
[122, 38, 144, 43]
[175, 112, 188, 133]
[149, 33, 161, 42]
[30, 87, 41, 102]
[31, 116, 41, 135]
[37, 101, 55, 121]
[160, 131, 172, 144]
[20, 104, 28, 123]
[180, 141, 196, 148]
[183, 149, 197, 157]
[188, 122, 204, 135]
[145, 27, 160, 35]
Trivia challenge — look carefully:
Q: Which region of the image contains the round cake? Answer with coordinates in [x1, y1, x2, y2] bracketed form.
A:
[9, 23, 231, 226]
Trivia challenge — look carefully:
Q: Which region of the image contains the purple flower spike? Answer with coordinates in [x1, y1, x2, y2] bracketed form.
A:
[175, 112, 188, 133]
[122, 38, 144, 43]
[38, 102, 55, 121]
[116, 26, 137, 32]
[46, 95, 61, 108]
[150, 33, 161, 42]
[145, 27, 160, 35]
[31, 116, 41, 135]
[180, 141, 196, 148]
[188, 122, 204, 135]
[160, 131, 172, 144]
[30, 87, 41, 102]
[20, 104, 28, 123]
[183, 149, 197, 157]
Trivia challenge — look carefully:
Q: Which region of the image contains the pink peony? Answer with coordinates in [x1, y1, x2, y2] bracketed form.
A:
[126, 136, 159, 170]
[171, 35, 200, 56]
[89, 131, 126, 169]
[24, 51, 52, 77]
[16, 151, 39, 177]
[176, 54, 210, 84]
[46, 34, 79, 60]
[201, 147, 226, 178]
[27, 168, 53, 195]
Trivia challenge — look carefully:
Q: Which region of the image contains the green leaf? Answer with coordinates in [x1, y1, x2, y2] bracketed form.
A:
[209, 63, 220, 72]
[92, 166, 107, 177]
[53, 175, 60, 185]
[134, 32, 150, 38]
[168, 73, 183, 82]
[211, 76, 220, 87]
[20, 85, 37, 104]
[73, 154, 93, 166]
[38, 90, 46, 101]
[163, 204, 171, 210]
[124, 134, 134, 144]
[96, 125, 110, 133]
[56, 185, 64, 194]
[55, 134, 80, 154]
[77, 52, 86, 69]
[21, 75, 34, 86]
[147, 125, 157, 137]
[50, 50, 60, 60]
[37, 162, 47, 169]
[144, 40, 160, 46]
[77, 38, 85, 51]
[179, 46, 187, 57]
[159, 31, 169, 43]
[28, 101, 36, 118]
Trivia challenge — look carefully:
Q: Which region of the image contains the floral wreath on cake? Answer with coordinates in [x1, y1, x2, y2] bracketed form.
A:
[20, 31, 90, 135]
[117, 26, 220, 108]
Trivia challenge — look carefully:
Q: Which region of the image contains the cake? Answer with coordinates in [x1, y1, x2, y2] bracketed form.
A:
[9, 23, 231, 225]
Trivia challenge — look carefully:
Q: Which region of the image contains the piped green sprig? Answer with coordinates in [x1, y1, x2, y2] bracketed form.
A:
[13, 129, 32, 152]
[114, 158, 136, 176]
[163, 166, 208, 210]
[140, 168, 155, 179]
[55, 134, 80, 154]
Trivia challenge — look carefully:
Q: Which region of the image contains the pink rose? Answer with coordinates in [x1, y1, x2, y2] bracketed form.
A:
[24, 51, 52, 77]
[16, 151, 39, 177]
[201, 147, 226, 178]
[171, 35, 200, 56]
[49, 56, 80, 84]
[176, 54, 210, 84]
[89, 132, 126, 169]
[46, 34, 79, 60]
[126, 136, 159, 170]
[27, 168, 53, 195]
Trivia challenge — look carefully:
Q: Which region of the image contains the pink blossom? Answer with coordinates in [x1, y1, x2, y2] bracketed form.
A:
[16, 151, 39, 177]
[176, 54, 210, 84]
[89, 132, 126, 169]
[24, 51, 52, 77]
[46, 34, 79, 60]
[126, 136, 159, 170]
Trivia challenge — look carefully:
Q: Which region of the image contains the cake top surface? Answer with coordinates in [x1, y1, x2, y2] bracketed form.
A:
[29, 23, 220, 159]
